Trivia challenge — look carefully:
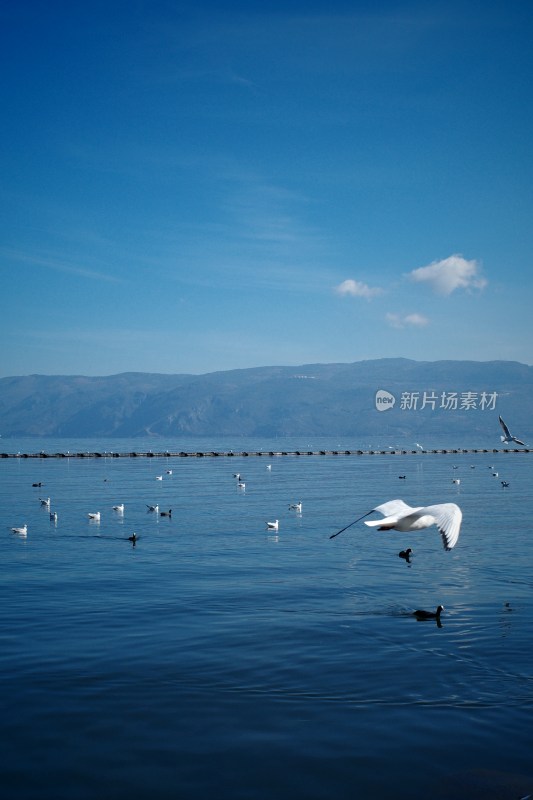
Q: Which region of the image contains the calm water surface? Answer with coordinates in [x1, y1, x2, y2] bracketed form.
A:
[1, 437, 532, 799]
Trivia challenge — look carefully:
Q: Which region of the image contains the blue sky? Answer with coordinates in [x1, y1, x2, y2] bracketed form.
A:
[1, 0, 532, 377]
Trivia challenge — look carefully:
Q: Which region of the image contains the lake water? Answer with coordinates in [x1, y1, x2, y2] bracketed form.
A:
[1, 437, 532, 799]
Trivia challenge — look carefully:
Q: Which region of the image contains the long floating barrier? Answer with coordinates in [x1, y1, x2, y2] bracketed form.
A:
[1, 448, 530, 459]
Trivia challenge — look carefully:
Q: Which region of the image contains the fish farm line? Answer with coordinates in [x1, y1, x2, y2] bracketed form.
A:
[1, 448, 531, 459]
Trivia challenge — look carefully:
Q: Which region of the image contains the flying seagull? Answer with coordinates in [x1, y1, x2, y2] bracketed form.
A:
[499, 415, 526, 446]
[364, 499, 462, 551]
[330, 499, 462, 551]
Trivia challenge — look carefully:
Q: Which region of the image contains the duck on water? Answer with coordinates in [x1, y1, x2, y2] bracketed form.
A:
[412, 605, 444, 620]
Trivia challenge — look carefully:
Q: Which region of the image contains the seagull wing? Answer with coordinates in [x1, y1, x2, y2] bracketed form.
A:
[512, 435, 526, 446]
[421, 503, 462, 550]
[374, 499, 415, 518]
[499, 415, 511, 439]
[364, 499, 417, 528]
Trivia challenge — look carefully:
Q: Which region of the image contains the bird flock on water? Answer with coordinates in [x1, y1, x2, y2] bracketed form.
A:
[10, 470, 178, 545]
[8, 415, 527, 622]
[10, 461, 298, 546]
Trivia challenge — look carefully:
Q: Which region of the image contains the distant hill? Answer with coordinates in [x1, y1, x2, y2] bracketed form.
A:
[0, 359, 531, 439]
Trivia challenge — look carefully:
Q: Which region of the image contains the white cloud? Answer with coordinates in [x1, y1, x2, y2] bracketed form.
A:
[386, 312, 429, 329]
[408, 253, 487, 294]
[407, 254, 486, 295]
[335, 279, 383, 299]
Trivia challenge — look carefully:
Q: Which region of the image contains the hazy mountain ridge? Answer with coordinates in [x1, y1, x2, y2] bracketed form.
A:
[0, 359, 531, 438]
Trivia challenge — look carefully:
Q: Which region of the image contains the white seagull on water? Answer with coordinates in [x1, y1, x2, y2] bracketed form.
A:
[11, 524, 27, 536]
[363, 499, 462, 551]
[499, 415, 527, 446]
[266, 520, 279, 531]
[87, 512, 101, 521]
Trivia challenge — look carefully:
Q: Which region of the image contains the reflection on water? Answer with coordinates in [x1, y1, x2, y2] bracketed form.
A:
[0, 437, 532, 799]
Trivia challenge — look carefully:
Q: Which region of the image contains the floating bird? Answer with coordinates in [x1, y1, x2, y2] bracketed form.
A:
[452, 478, 460, 484]
[32, 482, 43, 487]
[398, 475, 406, 479]
[155, 475, 163, 481]
[50, 511, 58, 522]
[40, 497, 51, 507]
[11, 524, 27, 536]
[112, 504, 124, 512]
[267, 464, 272, 471]
[492, 472, 499, 477]
[266, 520, 279, 531]
[237, 481, 246, 489]
[166, 469, 172, 475]
[399, 548, 412, 561]
[128, 533, 137, 546]
[412, 605, 444, 620]
[146, 504, 159, 513]
[499, 415, 527, 446]
[289, 501, 302, 512]
[160, 509, 172, 517]
[87, 512, 100, 521]
[363, 500, 462, 551]
[233, 473, 241, 481]
[501, 481, 510, 488]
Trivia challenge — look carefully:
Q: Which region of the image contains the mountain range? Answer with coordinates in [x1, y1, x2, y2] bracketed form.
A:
[0, 359, 531, 439]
